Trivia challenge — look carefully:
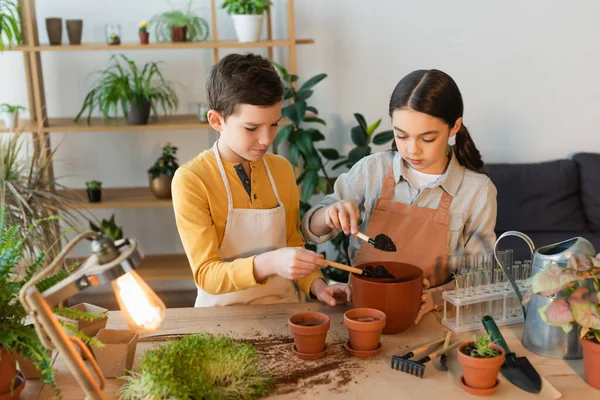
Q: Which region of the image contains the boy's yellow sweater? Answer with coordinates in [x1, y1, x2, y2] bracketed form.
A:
[172, 149, 323, 297]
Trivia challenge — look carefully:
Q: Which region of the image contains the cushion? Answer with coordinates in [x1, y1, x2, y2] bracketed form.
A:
[571, 153, 600, 231]
[486, 159, 586, 232]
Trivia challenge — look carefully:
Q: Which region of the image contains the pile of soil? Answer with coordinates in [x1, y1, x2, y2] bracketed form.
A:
[240, 333, 364, 396]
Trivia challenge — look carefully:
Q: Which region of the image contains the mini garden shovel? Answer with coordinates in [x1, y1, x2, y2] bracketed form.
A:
[325, 260, 395, 279]
[355, 232, 397, 252]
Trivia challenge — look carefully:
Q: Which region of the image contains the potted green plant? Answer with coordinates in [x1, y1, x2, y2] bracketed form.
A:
[75, 54, 178, 126]
[89, 214, 123, 241]
[0, 103, 25, 130]
[457, 334, 505, 394]
[138, 20, 149, 44]
[148, 142, 179, 199]
[526, 254, 600, 389]
[0, 0, 22, 52]
[149, 0, 210, 42]
[85, 180, 102, 203]
[222, 0, 271, 42]
[119, 332, 274, 399]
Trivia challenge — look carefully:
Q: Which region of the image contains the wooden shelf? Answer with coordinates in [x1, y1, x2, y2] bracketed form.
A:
[0, 119, 36, 133]
[41, 114, 212, 133]
[7, 38, 314, 52]
[59, 187, 172, 209]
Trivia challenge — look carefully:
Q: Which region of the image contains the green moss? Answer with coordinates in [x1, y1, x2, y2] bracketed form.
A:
[119, 333, 275, 400]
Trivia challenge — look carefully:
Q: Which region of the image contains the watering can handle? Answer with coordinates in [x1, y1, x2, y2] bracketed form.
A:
[493, 231, 535, 318]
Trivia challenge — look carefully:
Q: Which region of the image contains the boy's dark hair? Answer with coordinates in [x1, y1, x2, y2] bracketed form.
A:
[207, 53, 284, 120]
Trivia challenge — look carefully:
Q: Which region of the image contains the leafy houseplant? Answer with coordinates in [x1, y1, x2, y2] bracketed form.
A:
[222, 0, 272, 42]
[139, 20, 149, 44]
[457, 334, 505, 393]
[526, 254, 600, 388]
[148, 143, 179, 199]
[75, 54, 178, 126]
[85, 180, 102, 203]
[0, 103, 25, 130]
[90, 214, 123, 241]
[149, 0, 210, 43]
[0, 0, 22, 52]
[119, 332, 274, 399]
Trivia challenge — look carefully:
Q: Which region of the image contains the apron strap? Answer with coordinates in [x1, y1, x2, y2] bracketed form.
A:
[212, 141, 234, 234]
[379, 164, 396, 201]
[262, 157, 282, 205]
[433, 191, 453, 225]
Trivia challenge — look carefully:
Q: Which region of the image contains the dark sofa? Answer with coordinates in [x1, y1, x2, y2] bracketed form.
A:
[486, 153, 600, 259]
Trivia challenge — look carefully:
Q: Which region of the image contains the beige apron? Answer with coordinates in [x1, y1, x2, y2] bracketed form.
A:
[353, 164, 453, 289]
[194, 142, 299, 307]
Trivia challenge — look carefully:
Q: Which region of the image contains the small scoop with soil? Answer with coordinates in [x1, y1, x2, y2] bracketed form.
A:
[355, 232, 397, 252]
[325, 260, 396, 280]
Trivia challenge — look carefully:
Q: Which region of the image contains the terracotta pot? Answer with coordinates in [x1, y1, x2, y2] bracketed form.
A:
[139, 31, 149, 44]
[171, 26, 187, 42]
[149, 174, 173, 199]
[66, 19, 83, 45]
[45, 18, 62, 45]
[288, 312, 330, 354]
[350, 262, 423, 334]
[15, 352, 41, 380]
[458, 342, 505, 390]
[581, 337, 600, 389]
[0, 347, 17, 394]
[87, 188, 101, 203]
[343, 308, 386, 351]
[0, 371, 24, 400]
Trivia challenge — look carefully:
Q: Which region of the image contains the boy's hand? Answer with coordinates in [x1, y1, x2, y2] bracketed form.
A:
[254, 247, 327, 281]
[414, 278, 433, 324]
[324, 200, 360, 235]
[311, 279, 352, 307]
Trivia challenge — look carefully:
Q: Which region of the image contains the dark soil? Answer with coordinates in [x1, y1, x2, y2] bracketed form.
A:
[291, 318, 324, 327]
[373, 234, 397, 252]
[350, 316, 380, 322]
[461, 345, 501, 358]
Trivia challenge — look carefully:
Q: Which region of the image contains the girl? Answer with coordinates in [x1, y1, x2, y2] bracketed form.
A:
[302, 69, 497, 322]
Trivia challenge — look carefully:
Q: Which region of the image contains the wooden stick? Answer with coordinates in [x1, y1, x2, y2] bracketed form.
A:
[325, 260, 363, 275]
[354, 231, 372, 244]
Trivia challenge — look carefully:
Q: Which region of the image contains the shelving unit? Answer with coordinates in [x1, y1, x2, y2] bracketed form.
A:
[12, 0, 311, 308]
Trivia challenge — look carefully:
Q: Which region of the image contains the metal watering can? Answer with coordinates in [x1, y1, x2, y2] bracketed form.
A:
[494, 231, 596, 359]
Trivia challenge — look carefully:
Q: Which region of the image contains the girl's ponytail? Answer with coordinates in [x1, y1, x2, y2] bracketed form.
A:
[453, 124, 485, 173]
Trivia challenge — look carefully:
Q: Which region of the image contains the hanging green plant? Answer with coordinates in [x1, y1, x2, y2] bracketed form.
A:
[0, 0, 22, 52]
[119, 332, 275, 399]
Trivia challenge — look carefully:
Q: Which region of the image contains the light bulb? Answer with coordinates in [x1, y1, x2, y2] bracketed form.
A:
[111, 270, 165, 333]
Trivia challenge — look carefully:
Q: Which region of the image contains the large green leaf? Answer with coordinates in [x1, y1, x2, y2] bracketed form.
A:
[274, 125, 293, 149]
[296, 130, 314, 155]
[310, 129, 325, 141]
[305, 153, 321, 170]
[284, 101, 307, 125]
[353, 113, 368, 135]
[351, 126, 368, 146]
[283, 87, 294, 100]
[271, 61, 289, 79]
[301, 170, 319, 202]
[304, 116, 326, 126]
[317, 177, 330, 194]
[289, 74, 299, 83]
[298, 73, 327, 93]
[372, 130, 394, 145]
[367, 119, 382, 135]
[295, 90, 313, 103]
[348, 146, 371, 164]
[319, 148, 340, 160]
[306, 106, 319, 115]
[332, 158, 350, 170]
[289, 144, 300, 167]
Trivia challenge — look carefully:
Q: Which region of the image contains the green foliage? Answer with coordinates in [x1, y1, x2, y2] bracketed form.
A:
[149, 0, 210, 42]
[222, 0, 272, 15]
[119, 332, 275, 400]
[89, 214, 123, 241]
[332, 113, 394, 170]
[0, 0, 21, 52]
[148, 142, 179, 179]
[75, 54, 179, 124]
[0, 103, 25, 113]
[85, 180, 102, 191]
[468, 334, 500, 358]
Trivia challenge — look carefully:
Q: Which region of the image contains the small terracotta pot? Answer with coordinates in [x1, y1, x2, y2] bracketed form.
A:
[581, 337, 600, 389]
[458, 342, 505, 390]
[139, 31, 149, 44]
[343, 308, 386, 351]
[288, 312, 330, 354]
[149, 174, 173, 199]
[0, 371, 24, 400]
[351, 262, 423, 334]
[0, 347, 17, 394]
[171, 26, 187, 42]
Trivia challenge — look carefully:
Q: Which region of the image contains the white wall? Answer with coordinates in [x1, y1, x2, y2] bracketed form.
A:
[1, 0, 599, 256]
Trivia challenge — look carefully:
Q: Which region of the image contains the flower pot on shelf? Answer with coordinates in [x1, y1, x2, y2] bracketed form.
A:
[45, 18, 62, 45]
[127, 98, 151, 125]
[66, 19, 83, 45]
[171, 26, 187, 42]
[232, 14, 264, 43]
[139, 31, 149, 44]
[1, 111, 18, 130]
[87, 188, 101, 203]
[149, 174, 173, 199]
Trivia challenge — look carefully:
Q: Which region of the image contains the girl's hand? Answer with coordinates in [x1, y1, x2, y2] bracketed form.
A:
[414, 278, 432, 324]
[311, 279, 352, 306]
[324, 200, 360, 235]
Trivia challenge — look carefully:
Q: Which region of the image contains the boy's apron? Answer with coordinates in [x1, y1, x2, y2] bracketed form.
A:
[353, 164, 453, 289]
[194, 142, 299, 307]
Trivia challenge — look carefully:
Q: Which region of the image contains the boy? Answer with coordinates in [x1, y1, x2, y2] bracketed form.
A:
[172, 53, 351, 307]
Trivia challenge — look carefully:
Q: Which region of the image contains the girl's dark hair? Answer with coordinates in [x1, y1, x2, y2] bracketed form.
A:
[388, 69, 484, 173]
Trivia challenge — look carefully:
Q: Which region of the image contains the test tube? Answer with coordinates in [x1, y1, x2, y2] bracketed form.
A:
[449, 255, 462, 298]
[473, 254, 483, 296]
[504, 249, 514, 291]
[482, 253, 493, 293]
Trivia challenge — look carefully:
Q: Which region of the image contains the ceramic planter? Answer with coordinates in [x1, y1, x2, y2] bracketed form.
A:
[288, 312, 330, 354]
[127, 98, 151, 125]
[343, 308, 385, 352]
[0, 371, 24, 400]
[171, 26, 187, 42]
[350, 262, 423, 334]
[0, 347, 16, 394]
[87, 188, 101, 203]
[91, 329, 138, 378]
[45, 18, 62, 45]
[581, 337, 600, 389]
[66, 19, 83, 45]
[139, 31, 149, 44]
[458, 342, 505, 392]
[1, 111, 18, 130]
[232, 14, 264, 43]
[149, 174, 173, 199]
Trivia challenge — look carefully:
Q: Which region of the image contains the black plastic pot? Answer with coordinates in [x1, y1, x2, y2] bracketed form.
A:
[127, 98, 151, 125]
[87, 189, 102, 203]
